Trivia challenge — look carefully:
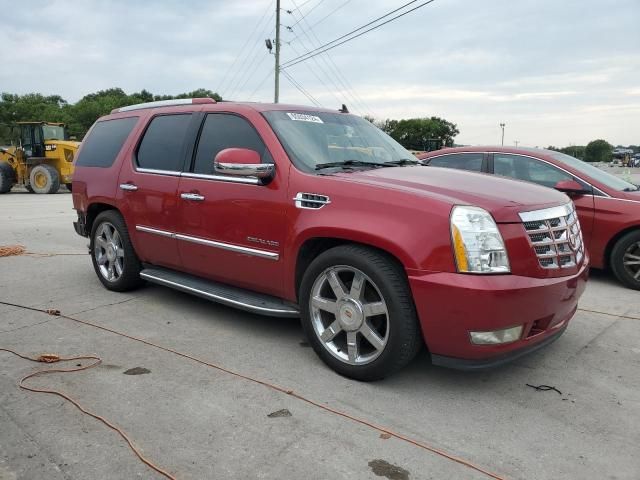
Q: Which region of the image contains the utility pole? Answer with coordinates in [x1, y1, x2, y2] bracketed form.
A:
[274, 0, 281, 103]
[514, 140, 520, 147]
[500, 123, 505, 146]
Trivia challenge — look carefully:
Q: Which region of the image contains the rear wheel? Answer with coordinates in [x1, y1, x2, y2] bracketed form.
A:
[29, 164, 60, 194]
[0, 162, 14, 193]
[300, 245, 422, 381]
[611, 230, 640, 290]
[90, 210, 143, 292]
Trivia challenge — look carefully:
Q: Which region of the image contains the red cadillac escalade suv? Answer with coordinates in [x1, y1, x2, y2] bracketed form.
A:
[72, 98, 589, 380]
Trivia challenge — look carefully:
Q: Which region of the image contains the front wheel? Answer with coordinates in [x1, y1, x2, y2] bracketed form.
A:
[90, 210, 143, 292]
[300, 245, 422, 381]
[29, 164, 60, 194]
[611, 230, 640, 290]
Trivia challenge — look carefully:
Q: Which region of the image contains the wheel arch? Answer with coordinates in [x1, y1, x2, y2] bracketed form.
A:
[292, 235, 411, 302]
[86, 201, 120, 234]
[604, 224, 640, 269]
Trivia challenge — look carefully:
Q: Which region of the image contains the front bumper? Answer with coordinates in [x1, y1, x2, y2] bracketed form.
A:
[408, 259, 589, 368]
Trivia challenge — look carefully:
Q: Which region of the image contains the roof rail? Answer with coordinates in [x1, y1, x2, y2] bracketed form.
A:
[111, 97, 216, 114]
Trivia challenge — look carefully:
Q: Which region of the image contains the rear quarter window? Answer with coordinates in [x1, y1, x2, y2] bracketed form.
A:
[75, 117, 139, 168]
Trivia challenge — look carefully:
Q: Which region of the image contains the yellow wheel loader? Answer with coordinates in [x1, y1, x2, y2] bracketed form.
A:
[0, 122, 80, 194]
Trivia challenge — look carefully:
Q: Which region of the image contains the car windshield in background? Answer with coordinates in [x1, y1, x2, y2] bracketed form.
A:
[263, 111, 416, 172]
[550, 151, 639, 191]
[42, 124, 65, 141]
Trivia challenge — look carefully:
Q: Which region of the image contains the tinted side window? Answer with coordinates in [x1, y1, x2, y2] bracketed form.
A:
[494, 154, 571, 188]
[428, 153, 483, 172]
[193, 114, 268, 174]
[137, 114, 192, 171]
[76, 117, 138, 168]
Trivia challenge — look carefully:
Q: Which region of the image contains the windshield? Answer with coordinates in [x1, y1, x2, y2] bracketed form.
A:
[550, 151, 638, 192]
[42, 124, 66, 141]
[263, 111, 416, 172]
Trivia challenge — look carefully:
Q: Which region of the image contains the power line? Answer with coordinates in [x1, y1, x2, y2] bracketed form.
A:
[217, 0, 274, 95]
[282, 0, 436, 68]
[225, 9, 276, 98]
[281, 69, 323, 106]
[289, 0, 325, 27]
[226, 14, 276, 99]
[287, 0, 352, 44]
[284, 0, 422, 64]
[248, 68, 275, 100]
[287, 42, 354, 110]
[286, 1, 375, 116]
[232, 47, 273, 99]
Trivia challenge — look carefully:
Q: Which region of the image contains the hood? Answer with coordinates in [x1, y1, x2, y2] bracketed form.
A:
[337, 166, 570, 223]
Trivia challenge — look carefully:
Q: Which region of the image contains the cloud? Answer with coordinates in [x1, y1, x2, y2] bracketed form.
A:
[0, 0, 638, 146]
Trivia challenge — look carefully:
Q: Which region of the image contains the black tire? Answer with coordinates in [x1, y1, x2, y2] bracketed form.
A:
[29, 164, 60, 194]
[299, 244, 422, 381]
[610, 230, 640, 290]
[90, 210, 143, 292]
[0, 161, 14, 193]
[65, 183, 73, 192]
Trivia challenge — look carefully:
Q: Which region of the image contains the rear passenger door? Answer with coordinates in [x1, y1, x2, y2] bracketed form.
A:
[117, 113, 194, 270]
[176, 113, 287, 297]
[424, 152, 486, 172]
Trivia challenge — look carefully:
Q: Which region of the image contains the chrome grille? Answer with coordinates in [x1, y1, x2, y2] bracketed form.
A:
[519, 203, 584, 269]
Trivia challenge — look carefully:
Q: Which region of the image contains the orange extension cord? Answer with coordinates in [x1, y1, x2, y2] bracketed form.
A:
[0, 300, 512, 480]
[0, 347, 177, 479]
[0, 245, 87, 258]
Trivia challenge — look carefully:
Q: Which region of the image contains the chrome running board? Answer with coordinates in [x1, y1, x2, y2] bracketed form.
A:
[140, 266, 299, 318]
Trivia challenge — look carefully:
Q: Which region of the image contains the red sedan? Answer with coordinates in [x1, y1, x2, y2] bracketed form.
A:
[418, 147, 640, 289]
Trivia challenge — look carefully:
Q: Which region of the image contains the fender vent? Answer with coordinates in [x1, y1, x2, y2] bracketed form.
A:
[293, 192, 331, 209]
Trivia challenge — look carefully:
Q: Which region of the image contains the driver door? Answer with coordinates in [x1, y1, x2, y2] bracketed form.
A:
[175, 113, 287, 297]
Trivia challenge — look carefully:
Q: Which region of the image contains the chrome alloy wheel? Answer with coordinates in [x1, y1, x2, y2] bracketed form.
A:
[623, 241, 640, 281]
[310, 266, 389, 365]
[94, 222, 125, 282]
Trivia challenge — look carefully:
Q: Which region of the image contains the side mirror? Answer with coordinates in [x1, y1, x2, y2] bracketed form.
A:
[554, 179, 586, 194]
[214, 148, 275, 181]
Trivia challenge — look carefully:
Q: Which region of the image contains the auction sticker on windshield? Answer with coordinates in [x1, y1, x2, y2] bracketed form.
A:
[287, 112, 324, 123]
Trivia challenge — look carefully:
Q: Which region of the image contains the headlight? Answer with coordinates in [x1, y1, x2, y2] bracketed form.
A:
[450, 205, 510, 273]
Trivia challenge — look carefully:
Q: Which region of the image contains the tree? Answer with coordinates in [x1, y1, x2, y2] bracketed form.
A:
[0, 88, 223, 142]
[380, 117, 459, 150]
[585, 139, 613, 163]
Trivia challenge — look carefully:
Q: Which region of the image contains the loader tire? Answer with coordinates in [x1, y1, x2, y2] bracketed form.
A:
[29, 164, 60, 194]
[0, 162, 14, 193]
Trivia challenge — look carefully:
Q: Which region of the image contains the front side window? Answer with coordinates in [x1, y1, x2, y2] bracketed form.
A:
[192, 114, 269, 174]
[76, 117, 138, 168]
[550, 151, 638, 192]
[428, 153, 483, 172]
[263, 111, 416, 172]
[494, 154, 572, 188]
[137, 114, 192, 171]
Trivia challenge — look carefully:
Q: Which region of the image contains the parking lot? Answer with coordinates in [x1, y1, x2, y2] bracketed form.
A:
[1, 190, 639, 480]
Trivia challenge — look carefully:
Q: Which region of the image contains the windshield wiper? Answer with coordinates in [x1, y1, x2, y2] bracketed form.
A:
[315, 160, 388, 170]
[623, 186, 639, 192]
[381, 158, 420, 166]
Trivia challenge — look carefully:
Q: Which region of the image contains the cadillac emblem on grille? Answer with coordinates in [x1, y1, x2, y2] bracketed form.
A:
[519, 203, 584, 269]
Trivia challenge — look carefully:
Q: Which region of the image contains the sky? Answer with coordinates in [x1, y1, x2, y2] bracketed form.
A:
[1, 0, 639, 147]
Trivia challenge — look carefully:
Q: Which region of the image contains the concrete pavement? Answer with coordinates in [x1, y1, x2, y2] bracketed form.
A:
[1, 191, 639, 480]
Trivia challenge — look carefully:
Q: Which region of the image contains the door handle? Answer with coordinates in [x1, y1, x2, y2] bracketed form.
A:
[180, 192, 205, 201]
[119, 183, 138, 191]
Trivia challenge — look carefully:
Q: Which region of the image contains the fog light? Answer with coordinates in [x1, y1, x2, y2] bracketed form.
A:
[470, 325, 523, 345]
